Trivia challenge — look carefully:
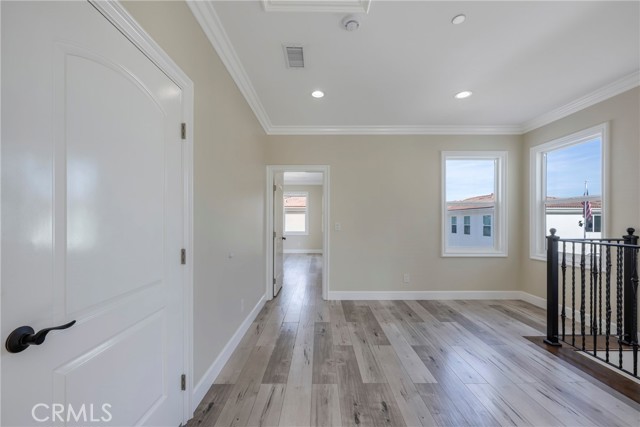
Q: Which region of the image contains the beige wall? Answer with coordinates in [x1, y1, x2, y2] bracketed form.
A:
[122, 0, 639, 390]
[283, 185, 323, 252]
[267, 136, 524, 292]
[123, 1, 267, 384]
[521, 87, 640, 298]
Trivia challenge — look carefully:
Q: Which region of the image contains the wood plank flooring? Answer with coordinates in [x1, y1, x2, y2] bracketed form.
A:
[188, 254, 640, 427]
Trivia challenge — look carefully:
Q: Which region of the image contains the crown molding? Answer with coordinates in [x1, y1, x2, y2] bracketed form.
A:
[186, 0, 273, 132]
[187, 2, 638, 137]
[262, 0, 371, 13]
[522, 70, 640, 134]
[267, 125, 524, 135]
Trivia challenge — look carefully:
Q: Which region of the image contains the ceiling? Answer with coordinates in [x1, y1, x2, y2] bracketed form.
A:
[190, 1, 640, 135]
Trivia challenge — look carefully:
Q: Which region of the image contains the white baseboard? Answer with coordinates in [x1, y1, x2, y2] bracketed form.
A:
[284, 249, 323, 254]
[191, 294, 266, 413]
[518, 291, 619, 333]
[519, 291, 546, 308]
[327, 290, 523, 300]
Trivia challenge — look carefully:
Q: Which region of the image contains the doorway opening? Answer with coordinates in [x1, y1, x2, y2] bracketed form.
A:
[266, 166, 330, 300]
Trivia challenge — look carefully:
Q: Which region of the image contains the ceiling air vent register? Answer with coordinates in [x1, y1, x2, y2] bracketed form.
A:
[284, 45, 304, 68]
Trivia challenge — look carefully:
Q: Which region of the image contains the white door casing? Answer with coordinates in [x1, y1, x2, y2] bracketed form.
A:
[265, 166, 330, 300]
[273, 172, 284, 297]
[2, 1, 193, 425]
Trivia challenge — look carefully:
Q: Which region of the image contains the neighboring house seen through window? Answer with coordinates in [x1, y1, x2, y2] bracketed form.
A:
[530, 123, 606, 260]
[442, 151, 507, 257]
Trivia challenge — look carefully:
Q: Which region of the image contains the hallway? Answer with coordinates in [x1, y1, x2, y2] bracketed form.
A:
[189, 254, 640, 426]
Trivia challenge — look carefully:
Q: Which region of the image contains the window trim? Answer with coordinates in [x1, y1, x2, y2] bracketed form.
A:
[441, 151, 508, 257]
[283, 191, 309, 235]
[529, 123, 609, 261]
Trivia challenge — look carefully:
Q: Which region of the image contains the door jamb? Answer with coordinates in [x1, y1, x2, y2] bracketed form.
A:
[266, 165, 330, 301]
[90, 1, 195, 421]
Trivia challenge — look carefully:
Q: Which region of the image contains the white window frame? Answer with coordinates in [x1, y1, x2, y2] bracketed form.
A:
[284, 191, 309, 235]
[529, 123, 609, 261]
[441, 151, 508, 257]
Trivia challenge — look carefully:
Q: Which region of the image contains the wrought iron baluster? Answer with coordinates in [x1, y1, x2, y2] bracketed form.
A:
[562, 242, 566, 341]
[590, 243, 594, 336]
[592, 243, 597, 355]
[617, 246, 623, 369]
[581, 243, 586, 351]
[572, 243, 576, 347]
[598, 242, 603, 335]
[632, 248, 638, 377]
[606, 246, 611, 363]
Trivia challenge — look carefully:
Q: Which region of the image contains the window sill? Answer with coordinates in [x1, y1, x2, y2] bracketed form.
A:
[530, 254, 546, 262]
[442, 251, 508, 258]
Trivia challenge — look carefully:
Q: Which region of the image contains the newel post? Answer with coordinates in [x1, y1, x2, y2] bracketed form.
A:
[545, 228, 562, 346]
[621, 228, 638, 345]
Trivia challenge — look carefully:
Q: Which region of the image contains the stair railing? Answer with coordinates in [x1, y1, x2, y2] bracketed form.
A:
[545, 228, 639, 378]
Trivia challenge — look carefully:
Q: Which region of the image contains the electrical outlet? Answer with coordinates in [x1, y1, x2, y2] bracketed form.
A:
[335, 222, 342, 231]
[403, 273, 410, 284]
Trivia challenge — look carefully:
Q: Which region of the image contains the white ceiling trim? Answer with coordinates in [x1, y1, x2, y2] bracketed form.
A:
[187, 0, 273, 131]
[268, 125, 524, 135]
[522, 70, 640, 134]
[188, 2, 639, 136]
[262, 0, 371, 13]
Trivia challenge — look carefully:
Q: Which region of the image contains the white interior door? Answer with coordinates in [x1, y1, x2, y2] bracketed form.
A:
[273, 173, 284, 296]
[2, 1, 185, 425]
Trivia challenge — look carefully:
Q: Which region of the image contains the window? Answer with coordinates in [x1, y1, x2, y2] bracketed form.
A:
[588, 215, 602, 233]
[463, 216, 471, 235]
[284, 192, 309, 235]
[530, 123, 607, 260]
[451, 216, 457, 234]
[483, 215, 492, 237]
[442, 151, 507, 257]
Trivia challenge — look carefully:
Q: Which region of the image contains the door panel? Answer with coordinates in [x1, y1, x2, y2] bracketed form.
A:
[64, 50, 166, 314]
[273, 172, 284, 296]
[53, 311, 165, 425]
[2, 2, 184, 425]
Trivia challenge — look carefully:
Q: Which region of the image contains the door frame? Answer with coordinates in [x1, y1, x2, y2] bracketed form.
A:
[88, 1, 195, 421]
[266, 165, 330, 300]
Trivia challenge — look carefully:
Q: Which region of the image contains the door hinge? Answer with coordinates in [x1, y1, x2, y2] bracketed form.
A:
[181, 123, 186, 140]
[273, 184, 276, 192]
[273, 231, 276, 238]
[181, 248, 186, 265]
[273, 278, 276, 285]
[181, 374, 186, 391]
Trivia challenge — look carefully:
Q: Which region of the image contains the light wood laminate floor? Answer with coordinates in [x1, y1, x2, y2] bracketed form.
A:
[188, 254, 640, 427]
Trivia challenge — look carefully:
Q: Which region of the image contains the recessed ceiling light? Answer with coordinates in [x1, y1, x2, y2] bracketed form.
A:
[455, 90, 473, 99]
[452, 14, 466, 25]
[311, 90, 325, 99]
